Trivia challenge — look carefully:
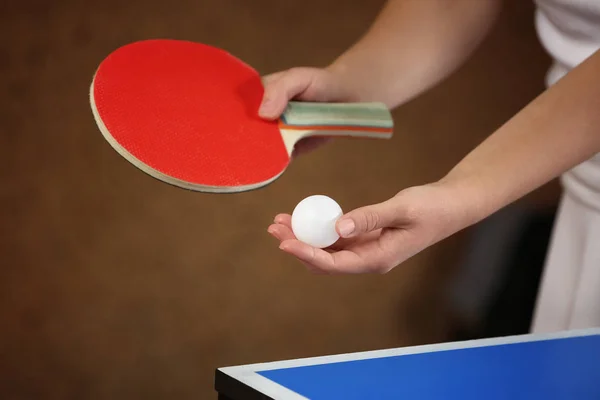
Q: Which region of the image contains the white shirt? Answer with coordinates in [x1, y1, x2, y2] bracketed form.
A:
[535, 0, 600, 209]
[535, 0, 600, 86]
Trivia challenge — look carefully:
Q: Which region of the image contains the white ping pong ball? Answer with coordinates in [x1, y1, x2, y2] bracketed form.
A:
[291, 195, 343, 248]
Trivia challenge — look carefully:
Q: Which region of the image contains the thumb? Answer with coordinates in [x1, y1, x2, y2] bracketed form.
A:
[258, 68, 315, 119]
[336, 199, 402, 238]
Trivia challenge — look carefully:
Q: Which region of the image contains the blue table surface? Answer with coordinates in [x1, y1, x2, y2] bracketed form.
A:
[255, 333, 600, 399]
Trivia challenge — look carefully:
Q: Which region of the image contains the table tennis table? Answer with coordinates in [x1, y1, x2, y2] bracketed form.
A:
[215, 328, 600, 399]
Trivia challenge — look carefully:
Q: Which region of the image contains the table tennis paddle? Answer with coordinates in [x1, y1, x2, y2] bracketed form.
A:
[89, 39, 394, 193]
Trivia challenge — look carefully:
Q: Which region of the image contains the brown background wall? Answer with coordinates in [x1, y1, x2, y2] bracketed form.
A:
[1, 0, 558, 398]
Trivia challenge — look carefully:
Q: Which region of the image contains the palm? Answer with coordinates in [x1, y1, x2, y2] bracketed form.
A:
[268, 214, 406, 274]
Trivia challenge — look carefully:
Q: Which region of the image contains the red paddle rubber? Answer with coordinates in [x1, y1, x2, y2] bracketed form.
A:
[91, 39, 290, 190]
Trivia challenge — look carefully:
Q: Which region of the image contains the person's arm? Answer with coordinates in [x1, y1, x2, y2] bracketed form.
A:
[269, 50, 600, 274]
[440, 48, 600, 229]
[328, 0, 503, 107]
[259, 0, 502, 123]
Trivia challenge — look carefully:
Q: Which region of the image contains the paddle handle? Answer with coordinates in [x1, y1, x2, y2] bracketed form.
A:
[278, 101, 394, 155]
[280, 101, 393, 132]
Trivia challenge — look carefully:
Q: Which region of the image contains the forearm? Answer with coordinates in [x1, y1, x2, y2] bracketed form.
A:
[328, 0, 502, 108]
[441, 49, 600, 229]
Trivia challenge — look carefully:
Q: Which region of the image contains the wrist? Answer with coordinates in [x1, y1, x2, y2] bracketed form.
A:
[432, 172, 491, 231]
[390, 177, 488, 246]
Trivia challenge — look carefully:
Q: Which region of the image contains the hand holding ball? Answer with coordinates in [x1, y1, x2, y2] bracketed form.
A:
[291, 195, 343, 248]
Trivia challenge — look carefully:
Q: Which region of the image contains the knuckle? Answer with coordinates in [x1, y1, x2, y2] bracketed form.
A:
[287, 66, 308, 77]
[404, 204, 420, 222]
[284, 67, 315, 95]
[360, 210, 381, 231]
[261, 73, 277, 85]
[283, 67, 304, 84]
[394, 190, 421, 223]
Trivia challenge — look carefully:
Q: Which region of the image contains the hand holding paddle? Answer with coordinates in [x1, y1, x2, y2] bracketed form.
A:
[259, 66, 359, 157]
[89, 39, 394, 193]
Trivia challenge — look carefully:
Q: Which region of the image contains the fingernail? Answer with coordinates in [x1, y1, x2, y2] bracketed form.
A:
[337, 219, 355, 237]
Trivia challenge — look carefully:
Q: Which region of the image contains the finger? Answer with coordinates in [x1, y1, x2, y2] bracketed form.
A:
[273, 213, 381, 250]
[268, 226, 329, 274]
[274, 213, 292, 227]
[267, 223, 296, 242]
[336, 198, 406, 239]
[259, 72, 286, 119]
[269, 229, 327, 274]
[330, 229, 383, 250]
[259, 68, 315, 119]
[278, 239, 336, 273]
[301, 261, 330, 275]
[279, 239, 385, 274]
[261, 71, 285, 86]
